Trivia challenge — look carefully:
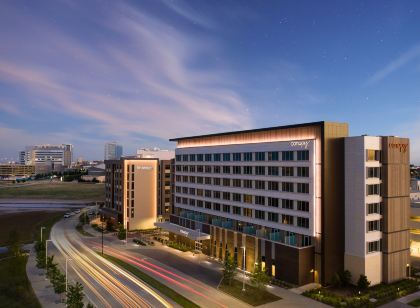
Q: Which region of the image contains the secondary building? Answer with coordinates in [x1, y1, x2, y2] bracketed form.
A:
[104, 142, 123, 160]
[20, 144, 73, 173]
[157, 121, 410, 286]
[0, 164, 35, 178]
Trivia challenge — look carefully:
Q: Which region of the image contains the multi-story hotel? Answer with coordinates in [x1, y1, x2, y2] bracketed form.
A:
[104, 150, 173, 230]
[155, 121, 410, 286]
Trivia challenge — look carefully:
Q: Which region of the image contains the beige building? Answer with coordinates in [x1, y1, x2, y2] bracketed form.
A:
[0, 164, 35, 178]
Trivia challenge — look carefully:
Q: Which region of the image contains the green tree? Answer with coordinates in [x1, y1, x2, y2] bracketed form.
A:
[52, 271, 66, 294]
[46, 255, 58, 279]
[66, 282, 84, 308]
[105, 218, 115, 232]
[251, 260, 271, 291]
[117, 226, 126, 240]
[357, 274, 370, 291]
[222, 251, 236, 286]
[86, 304, 94, 308]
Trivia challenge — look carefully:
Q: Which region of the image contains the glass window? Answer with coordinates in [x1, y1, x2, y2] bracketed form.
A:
[205, 154, 212, 161]
[243, 179, 253, 188]
[243, 152, 253, 161]
[205, 190, 211, 197]
[243, 194, 253, 203]
[367, 220, 381, 232]
[213, 191, 221, 199]
[223, 204, 230, 213]
[233, 166, 241, 174]
[297, 150, 309, 161]
[233, 179, 241, 187]
[233, 193, 241, 202]
[255, 180, 266, 190]
[197, 154, 203, 161]
[255, 166, 265, 175]
[243, 166, 253, 175]
[197, 200, 203, 207]
[297, 201, 309, 212]
[297, 183, 309, 194]
[255, 210, 265, 220]
[223, 153, 231, 161]
[176, 155, 181, 162]
[282, 182, 294, 192]
[205, 177, 211, 184]
[367, 184, 380, 196]
[213, 153, 221, 161]
[297, 167, 309, 177]
[268, 181, 279, 191]
[223, 192, 230, 200]
[268, 166, 279, 176]
[282, 214, 294, 225]
[204, 165, 211, 173]
[367, 240, 381, 253]
[223, 166, 231, 174]
[297, 217, 309, 228]
[366, 150, 381, 162]
[268, 212, 279, 222]
[282, 151, 294, 161]
[213, 203, 221, 211]
[282, 167, 294, 177]
[282, 199, 294, 209]
[244, 208, 253, 217]
[367, 167, 381, 179]
[233, 206, 241, 215]
[205, 202, 212, 209]
[189, 154, 196, 161]
[213, 178, 221, 185]
[255, 152, 266, 161]
[255, 196, 265, 205]
[213, 166, 221, 173]
[182, 154, 188, 162]
[367, 202, 382, 215]
[223, 178, 230, 186]
[233, 153, 241, 161]
[268, 197, 279, 207]
[268, 152, 279, 161]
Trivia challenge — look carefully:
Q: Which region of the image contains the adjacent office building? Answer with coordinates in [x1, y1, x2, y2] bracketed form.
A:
[154, 121, 410, 286]
[20, 144, 73, 173]
[0, 164, 35, 178]
[104, 149, 174, 230]
[104, 142, 123, 160]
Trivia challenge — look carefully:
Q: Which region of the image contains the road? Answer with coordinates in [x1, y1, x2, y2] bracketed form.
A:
[50, 214, 173, 308]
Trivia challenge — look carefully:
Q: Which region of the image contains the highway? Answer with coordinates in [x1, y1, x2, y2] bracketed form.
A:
[50, 215, 173, 308]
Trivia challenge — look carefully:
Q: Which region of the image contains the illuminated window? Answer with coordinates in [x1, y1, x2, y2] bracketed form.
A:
[243, 194, 253, 204]
[366, 149, 381, 161]
[271, 265, 276, 277]
[243, 208, 252, 217]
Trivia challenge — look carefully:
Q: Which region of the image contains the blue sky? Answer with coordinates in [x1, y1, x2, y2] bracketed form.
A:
[0, 0, 419, 163]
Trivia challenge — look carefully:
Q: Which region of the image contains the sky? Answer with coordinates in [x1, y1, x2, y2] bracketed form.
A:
[0, 0, 419, 163]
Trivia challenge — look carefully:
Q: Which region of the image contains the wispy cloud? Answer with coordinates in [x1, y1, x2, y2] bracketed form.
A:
[160, 0, 216, 29]
[366, 45, 420, 85]
[0, 1, 253, 158]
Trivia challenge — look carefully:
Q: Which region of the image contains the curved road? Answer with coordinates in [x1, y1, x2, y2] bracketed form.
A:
[50, 214, 173, 308]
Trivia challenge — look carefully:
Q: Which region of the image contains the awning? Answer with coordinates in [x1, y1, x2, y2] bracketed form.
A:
[154, 222, 210, 241]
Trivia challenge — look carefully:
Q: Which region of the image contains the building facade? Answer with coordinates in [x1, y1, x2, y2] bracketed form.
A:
[20, 144, 73, 173]
[104, 142, 123, 160]
[0, 164, 35, 178]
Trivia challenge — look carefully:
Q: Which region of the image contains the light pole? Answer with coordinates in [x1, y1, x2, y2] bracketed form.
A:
[101, 215, 104, 256]
[65, 257, 73, 293]
[45, 239, 52, 269]
[40, 226, 46, 242]
[241, 246, 246, 292]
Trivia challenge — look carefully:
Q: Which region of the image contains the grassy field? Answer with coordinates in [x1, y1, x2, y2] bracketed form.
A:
[103, 254, 200, 308]
[0, 182, 104, 201]
[218, 279, 281, 306]
[0, 211, 65, 246]
[0, 255, 41, 308]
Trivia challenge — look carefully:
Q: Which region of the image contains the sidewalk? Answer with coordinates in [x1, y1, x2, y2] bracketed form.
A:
[26, 244, 65, 307]
[381, 290, 420, 308]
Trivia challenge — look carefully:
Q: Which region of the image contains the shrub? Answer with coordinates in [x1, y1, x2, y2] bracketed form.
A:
[357, 275, 370, 291]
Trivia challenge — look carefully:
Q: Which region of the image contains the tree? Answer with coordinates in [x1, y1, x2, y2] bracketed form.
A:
[105, 218, 115, 232]
[222, 251, 236, 286]
[357, 274, 370, 291]
[8, 229, 21, 257]
[46, 255, 58, 279]
[66, 282, 84, 308]
[251, 260, 271, 291]
[86, 304, 95, 308]
[52, 271, 66, 294]
[117, 226, 126, 240]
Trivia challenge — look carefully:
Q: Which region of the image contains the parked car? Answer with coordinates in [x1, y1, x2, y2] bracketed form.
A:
[74, 209, 81, 214]
[64, 214, 70, 218]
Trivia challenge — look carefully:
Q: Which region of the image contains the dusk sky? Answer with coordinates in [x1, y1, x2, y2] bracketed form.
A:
[0, 0, 419, 163]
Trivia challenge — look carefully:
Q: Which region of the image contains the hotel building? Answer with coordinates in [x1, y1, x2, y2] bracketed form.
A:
[157, 121, 410, 286]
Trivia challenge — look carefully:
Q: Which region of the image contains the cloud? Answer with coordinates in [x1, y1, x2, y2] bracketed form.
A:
[0, 1, 253, 158]
[160, 0, 216, 29]
[366, 45, 420, 85]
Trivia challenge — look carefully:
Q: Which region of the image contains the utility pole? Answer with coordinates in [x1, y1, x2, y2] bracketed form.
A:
[101, 215, 104, 256]
[65, 257, 73, 294]
[242, 246, 246, 292]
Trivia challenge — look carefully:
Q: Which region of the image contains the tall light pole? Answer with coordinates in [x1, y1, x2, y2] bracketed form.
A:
[40, 226, 46, 242]
[45, 239, 52, 268]
[241, 246, 246, 292]
[66, 257, 73, 293]
[101, 215, 104, 256]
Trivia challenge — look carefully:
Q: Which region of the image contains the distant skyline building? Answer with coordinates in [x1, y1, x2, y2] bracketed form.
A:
[19, 144, 73, 173]
[104, 142, 123, 160]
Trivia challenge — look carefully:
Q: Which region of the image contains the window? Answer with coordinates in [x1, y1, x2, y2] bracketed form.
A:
[367, 220, 381, 232]
[189, 188, 196, 195]
[182, 154, 188, 162]
[183, 165, 188, 172]
[255, 210, 265, 220]
[297, 201, 309, 212]
[268, 181, 279, 191]
[197, 154, 203, 161]
[268, 166, 279, 176]
[366, 149, 381, 162]
[282, 214, 294, 225]
[367, 202, 382, 215]
[213, 166, 221, 173]
[214, 203, 221, 211]
[213, 191, 221, 199]
[268, 151, 279, 161]
[176, 155, 181, 162]
[213, 178, 221, 185]
[282, 167, 294, 177]
[243, 194, 253, 203]
[255, 152, 265, 161]
[205, 190, 211, 197]
[255, 196, 265, 205]
[223, 192, 231, 200]
[255, 166, 265, 175]
[189, 154, 196, 161]
[243, 179, 253, 188]
[197, 165, 203, 173]
[268, 212, 279, 222]
[297, 150, 309, 161]
[204, 165, 211, 173]
[282, 151, 294, 161]
[297, 217, 309, 228]
[223, 166, 231, 174]
[255, 180, 266, 190]
[243, 166, 253, 175]
[233, 193, 241, 202]
[233, 206, 241, 215]
[213, 153, 221, 161]
[244, 208, 253, 217]
[197, 189, 203, 196]
[197, 200, 203, 208]
[268, 197, 279, 207]
[189, 199, 196, 206]
[223, 153, 231, 161]
[367, 240, 381, 253]
[297, 183, 309, 194]
[282, 182, 294, 192]
[233, 166, 241, 174]
[233, 179, 241, 187]
[282, 199, 294, 210]
[205, 177, 211, 185]
[205, 154, 212, 161]
[244, 152, 253, 161]
[197, 176, 203, 184]
[223, 204, 230, 213]
[367, 167, 381, 179]
[367, 184, 380, 196]
[233, 153, 241, 161]
[223, 178, 230, 186]
[297, 167, 309, 177]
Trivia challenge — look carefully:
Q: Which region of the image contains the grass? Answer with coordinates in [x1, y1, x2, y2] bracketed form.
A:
[218, 279, 281, 306]
[0, 211, 65, 246]
[0, 182, 104, 201]
[76, 223, 94, 237]
[103, 254, 199, 308]
[0, 255, 41, 308]
[409, 298, 420, 307]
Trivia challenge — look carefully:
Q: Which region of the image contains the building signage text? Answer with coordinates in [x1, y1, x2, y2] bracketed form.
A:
[289, 140, 310, 149]
[136, 166, 154, 170]
[388, 143, 408, 153]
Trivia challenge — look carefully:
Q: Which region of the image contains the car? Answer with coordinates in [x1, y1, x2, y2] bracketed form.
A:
[74, 209, 81, 214]
[64, 214, 70, 218]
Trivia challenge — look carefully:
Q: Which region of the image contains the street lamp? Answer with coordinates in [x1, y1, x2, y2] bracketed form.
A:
[45, 239, 52, 268]
[241, 246, 246, 292]
[65, 257, 73, 293]
[101, 215, 104, 256]
[40, 226, 46, 242]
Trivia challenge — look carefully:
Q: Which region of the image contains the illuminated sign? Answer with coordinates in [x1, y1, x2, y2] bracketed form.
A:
[388, 143, 408, 153]
[289, 140, 310, 149]
[136, 166, 154, 170]
[180, 230, 189, 236]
